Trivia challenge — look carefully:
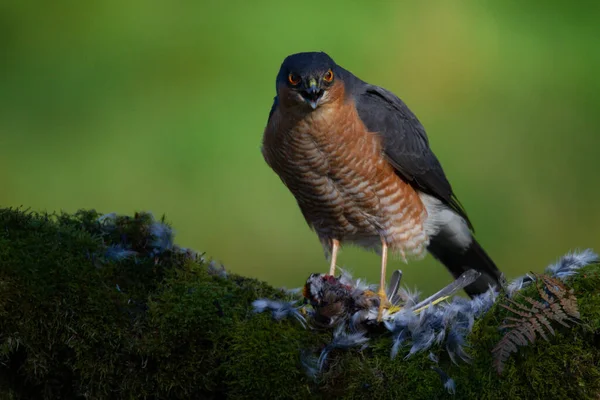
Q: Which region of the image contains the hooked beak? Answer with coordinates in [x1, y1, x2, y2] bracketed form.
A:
[302, 78, 324, 109]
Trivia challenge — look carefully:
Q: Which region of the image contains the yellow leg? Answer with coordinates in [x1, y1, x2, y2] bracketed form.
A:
[328, 239, 340, 276]
[377, 240, 392, 321]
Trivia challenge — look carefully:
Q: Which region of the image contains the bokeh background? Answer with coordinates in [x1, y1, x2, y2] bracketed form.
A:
[1, 1, 598, 295]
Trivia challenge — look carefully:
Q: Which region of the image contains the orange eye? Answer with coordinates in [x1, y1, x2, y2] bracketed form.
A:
[288, 73, 301, 86]
[323, 69, 334, 82]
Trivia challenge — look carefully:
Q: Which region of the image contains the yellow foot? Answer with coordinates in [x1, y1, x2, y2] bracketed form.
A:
[387, 305, 403, 314]
[376, 289, 392, 322]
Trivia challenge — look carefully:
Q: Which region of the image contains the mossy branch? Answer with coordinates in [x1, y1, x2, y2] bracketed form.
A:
[0, 208, 599, 399]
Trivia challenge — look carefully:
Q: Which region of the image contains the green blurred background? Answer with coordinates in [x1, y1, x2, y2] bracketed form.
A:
[1, 1, 598, 295]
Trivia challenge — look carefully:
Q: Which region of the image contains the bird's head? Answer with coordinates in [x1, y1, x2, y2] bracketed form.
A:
[276, 51, 341, 111]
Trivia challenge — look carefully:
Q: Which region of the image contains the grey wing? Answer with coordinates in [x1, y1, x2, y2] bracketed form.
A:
[386, 270, 403, 305]
[354, 84, 473, 230]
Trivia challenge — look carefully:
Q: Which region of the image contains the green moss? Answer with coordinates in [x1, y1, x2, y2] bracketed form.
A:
[0, 207, 598, 399]
[319, 342, 448, 400]
[445, 264, 600, 400]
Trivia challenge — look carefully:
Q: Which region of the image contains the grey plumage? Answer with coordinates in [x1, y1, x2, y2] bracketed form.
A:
[545, 248, 599, 279]
[430, 348, 457, 395]
[251, 299, 307, 328]
[387, 269, 404, 304]
[411, 269, 481, 312]
[431, 367, 456, 395]
[505, 249, 599, 298]
[251, 249, 598, 395]
[505, 273, 535, 298]
[207, 260, 228, 278]
[386, 309, 420, 359]
[149, 221, 174, 255]
[318, 325, 369, 371]
[104, 244, 138, 262]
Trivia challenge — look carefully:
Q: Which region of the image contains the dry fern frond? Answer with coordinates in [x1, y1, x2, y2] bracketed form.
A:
[492, 274, 580, 375]
[538, 274, 580, 320]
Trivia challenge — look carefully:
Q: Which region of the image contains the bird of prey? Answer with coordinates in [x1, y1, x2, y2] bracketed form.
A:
[261, 51, 501, 319]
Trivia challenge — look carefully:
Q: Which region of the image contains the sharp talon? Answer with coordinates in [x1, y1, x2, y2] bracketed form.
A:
[387, 305, 403, 314]
[376, 289, 391, 322]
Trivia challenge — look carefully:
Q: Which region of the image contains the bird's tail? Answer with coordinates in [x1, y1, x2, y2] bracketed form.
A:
[427, 237, 502, 298]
